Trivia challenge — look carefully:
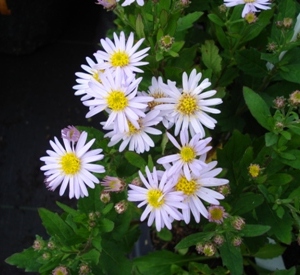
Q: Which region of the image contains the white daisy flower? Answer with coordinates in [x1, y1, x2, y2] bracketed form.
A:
[127, 166, 186, 231]
[40, 131, 105, 199]
[224, 0, 271, 18]
[73, 56, 105, 101]
[155, 69, 223, 137]
[157, 130, 212, 181]
[83, 68, 153, 133]
[104, 109, 163, 153]
[94, 31, 150, 77]
[172, 155, 229, 224]
[121, 0, 144, 6]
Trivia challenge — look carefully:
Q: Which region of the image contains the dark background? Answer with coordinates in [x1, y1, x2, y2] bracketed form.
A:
[0, 0, 114, 273]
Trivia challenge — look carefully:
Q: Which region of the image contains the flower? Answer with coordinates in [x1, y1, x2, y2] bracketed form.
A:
[289, 90, 300, 107]
[40, 131, 105, 199]
[223, 0, 271, 18]
[94, 31, 150, 77]
[104, 109, 162, 153]
[100, 176, 125, 192]
[83, 69, 152, 133]
[121, 0, 144, 6]
[172, 155, 229, 224]
[155, 69, 223, 137]
[95, 0, 117, 10]
[157, 131, 212, 180]
[127, 166, 186, 231]
[52, 266, 69, 275]
[248, 163, 261, 178]
[61, 125, 81, 143]
[73, 56, 105, 101]
[207, 205, 228, 224]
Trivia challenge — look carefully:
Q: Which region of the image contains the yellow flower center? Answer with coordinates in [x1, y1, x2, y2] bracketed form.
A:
[60, 153, 81, 175]
[175, 176, 198, 196]
[248, 163, 260, 178]
[92, 70, 103, 83]
[128, 120, 140, 134]
[244, 0, 255, 3]
[148, 91, 165, 109]
[180, 146, 196, 162]
[177, 93, 198, 115]
[110, 51, 130, 67]
[209, 208, 224, 221]
[107, 90, 128, 111]
[147, 189, 164, 208]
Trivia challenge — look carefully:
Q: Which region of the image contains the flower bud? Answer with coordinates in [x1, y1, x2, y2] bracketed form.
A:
[32, 238, 44, 251]
[79, 264, 90, 275]
[100, 191, 111, 203]
[283, 18, 293, 28]
[208, 205, 228, 224]
[159, 35, 175, 51]
[101, 176, 125, 192]
[213, 235, 225, 246]
[273, 96, 286, 109]
[232, 216, 245, 231]
[42, 252, 51, 260]
[52, 266, 69, 275]
[61, 125, 81, 142]
[232, 236, 243, 247]
[114, 200, 128, 214]
[47, 241, 56, 250]
[217, 185, 231, 196]
[202, 242, 217, 257]
[267, 42, 278, 53]
[245, 12, 258, 24]
[289, 90, 300, 107]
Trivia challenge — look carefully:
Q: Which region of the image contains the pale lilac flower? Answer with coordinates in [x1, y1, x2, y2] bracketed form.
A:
[155, 69, 222, 137]
[207, 205, 228, 224]
[224, 0, 271, 18]
[94, 31, 149, 77]
[40, 131, 105, 199]
[172, 154, 229, 224]
[61, 125, 81, 143]
[83, 68, 152, 133]
[101, 176, 125, 192]
[121, 0, 144, 6]
[127, 166, 186, 231]
[104, 109, 162, 153]
[157, 130, 212, 180]
[95, 0, 117, 10]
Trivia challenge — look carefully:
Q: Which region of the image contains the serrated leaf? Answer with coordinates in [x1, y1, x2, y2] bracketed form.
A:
[5, 247, 41, 272]
[38, 208, 84, 246]
[200, 40, 222, 74]
[243, 87, 272, 131]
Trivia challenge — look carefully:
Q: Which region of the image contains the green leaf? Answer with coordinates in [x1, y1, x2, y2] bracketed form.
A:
[267, 173, 293, 186]
[5, 247, 41, 272]
[124, 151, 147, 169]
[280, 149, 300, 169]
[243, 87, 272, 131]
[177, 11, 203, 32]
[92, 234, 102, 252]
[175, 232, 215, 250]
[279, 48, 300, 84]
[133, 250, 186, 275]
[232, 193, 264, 215]
[241, 224, 270, 237]
[274, 267, 296, 275]
[254, 243, 286, 259]
[235, 49, 268, 77]
[80, 248, 101, 265]
[200, 40, 222, 74]
[265, 132, 278, 147]
[156, 227, 173, 241]
[219, 238, 243, 275]
[208, 13, 224, 26]
[99, 218, 114, 233]
[56, 201, 78, 216]
[38, 208, 83, 246]
[136, 14, 145, 39]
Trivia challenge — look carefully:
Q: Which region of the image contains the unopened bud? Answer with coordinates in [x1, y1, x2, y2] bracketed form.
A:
[131, 177, 142, 186]
[42, 252, 51, 260]
[32, 239, 44, 251]
[267, 42, 278, 53]
[232, 236, 243, 247]
[217, 185, 231, 196]
[101, 176, 125, 192]
[47, 241, 56, 250]
[213, 235, 225, 246]
[52, 266, 69, 275]
[232, 216, 246, 231]
[79, 264, 90, 275]
[160, 35, 175, 51]
[100, 191, 111, 203]
[245, 12, 258, 24]
[283, 17, 293, 28]
[289, 90, 300, 107]
[273, 96, 286, 109]
[202, 242, 217, 257]
[114, 200, 128, 214]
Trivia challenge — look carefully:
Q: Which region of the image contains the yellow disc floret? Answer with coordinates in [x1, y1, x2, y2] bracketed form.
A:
[244, 0, 255, 3]
[110, 51, 130, 67]
[147, 189, 164, 208]
[177, 93, 198, 115]
[180, 146, 196, 163]
[107, 90, 128, 111]
[175, 176, 198, 196]
[60, 153, 81, 175]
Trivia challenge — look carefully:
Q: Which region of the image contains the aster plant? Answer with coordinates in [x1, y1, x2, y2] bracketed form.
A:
[6, 0, 300, 274]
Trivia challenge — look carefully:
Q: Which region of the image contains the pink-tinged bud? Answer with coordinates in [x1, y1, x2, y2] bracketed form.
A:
[95, 0, 117, 10]
[101, 176, 125, 192]
[159, 35, 175, 51]
[42, 252, 51, 260]
[79, 264, 90, 275]
[114, 200, 128, 214]
[32, 238, 44, 251]
[195, 243, 204, 254]
[289, 90, 300, 107]
[202, 243, 217, 257]
[131, 177, 142, 186]
[232, 236, 243, 247]
[47, 241, 56, 250]
[217, 185, 231, 196]
[283, 17, 293, 28]
[213, 235, 225, 246]
[273, 96, 286, 109]
[52, 266, 69, 275]
[232, 216, 246, 231]
[208, 205, 228, 224]
[100, 191, 111, 203]
[61, 125, 81, 142]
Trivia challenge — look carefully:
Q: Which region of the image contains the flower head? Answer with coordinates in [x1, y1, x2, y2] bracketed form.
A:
[289, 90, 300, 107]
[208, 205, 228, 224]
[224, 0, 271, 18]
[155, 69, 223, 137]
[95, 0, 117, 10]
[127, 166, 186, 231]
[101, 176, 125, 192]
[121, 0, 144, 6]
[157, 131, 212, 180]
[172, 155, 229, 224]
[248, 163, 261, 178]
[83, 69, 152, 133]
[94, 31, 149, 77]
[104, 109, 162, 153]
[61, 125, 81, 143]
[40, 131, 105, 199]
[52, 266, 69, 275]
